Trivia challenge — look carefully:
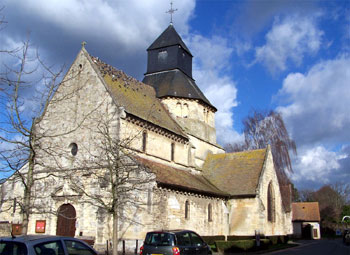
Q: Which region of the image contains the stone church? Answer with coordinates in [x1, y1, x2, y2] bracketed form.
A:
[0, 24, 292, 252]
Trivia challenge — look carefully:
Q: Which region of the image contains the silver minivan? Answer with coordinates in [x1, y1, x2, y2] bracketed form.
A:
[140, 230, 212, 255]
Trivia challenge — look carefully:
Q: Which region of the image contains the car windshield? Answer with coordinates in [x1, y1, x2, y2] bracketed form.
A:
[144, 233, 175, 246]
[0, 241, 27, 255]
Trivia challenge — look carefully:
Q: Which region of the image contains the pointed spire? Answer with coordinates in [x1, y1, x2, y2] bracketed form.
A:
[147, 24, 192, 56]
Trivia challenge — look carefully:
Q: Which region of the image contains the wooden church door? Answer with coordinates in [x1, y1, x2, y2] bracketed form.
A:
[56, 204, 76, 237]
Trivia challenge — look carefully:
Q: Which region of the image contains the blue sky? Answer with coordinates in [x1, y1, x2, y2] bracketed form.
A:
[1, 0, 349, 190]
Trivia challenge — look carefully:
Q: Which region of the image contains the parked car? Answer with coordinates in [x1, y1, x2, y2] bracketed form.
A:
[140, 230, 212, 255]
[0, 235, 98, 255]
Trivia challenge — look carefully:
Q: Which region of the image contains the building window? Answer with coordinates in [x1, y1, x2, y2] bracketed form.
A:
[176, 102, 182, 117]
[69, 143, 78, 156]
[171, 142, 175, 161]
[13, 197, 16, 213]
[142, 131, 147, 152]
[147, 189, 152, 213]
[208, 203, 212, 222]
[267, 182, 275, 222]
[158, 50, 168, 63]
[183, 103, 189, 118]
[185, 200, 190, 219]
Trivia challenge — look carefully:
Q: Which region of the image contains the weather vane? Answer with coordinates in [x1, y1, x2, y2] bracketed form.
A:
[166, 1, 178, 25]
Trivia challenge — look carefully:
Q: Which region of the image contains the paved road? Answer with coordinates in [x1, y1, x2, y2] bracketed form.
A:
[265, 239, 350, 255]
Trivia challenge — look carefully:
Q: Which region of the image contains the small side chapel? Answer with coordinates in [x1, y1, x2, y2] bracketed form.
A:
[0, 24, 292, 252]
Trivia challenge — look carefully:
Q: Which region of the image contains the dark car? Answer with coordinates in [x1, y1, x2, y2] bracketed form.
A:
[0, 235, 98, 255]
[140, 230, 211, 255]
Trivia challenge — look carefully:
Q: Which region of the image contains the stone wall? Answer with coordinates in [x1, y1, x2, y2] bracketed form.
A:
[161, 98, 217, 144]
[152, 188, 226, 236]
[0, 222, 11, 236]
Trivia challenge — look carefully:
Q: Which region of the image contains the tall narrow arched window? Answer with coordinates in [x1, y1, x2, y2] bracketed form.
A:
[185, 200, 190, 219]
[267, 182, 276, 222]
[176, 102, 182, 117]
[208, 203, 212, 222]
[183, 103, 189, 118]
[142, 131, 147, 152]
[171, 142, 175, 161]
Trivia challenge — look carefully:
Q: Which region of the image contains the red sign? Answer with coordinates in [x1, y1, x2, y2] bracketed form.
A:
[35, 220, 46, 233]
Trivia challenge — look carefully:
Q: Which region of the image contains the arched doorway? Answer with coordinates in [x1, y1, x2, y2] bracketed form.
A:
[56, 204, 76, 237]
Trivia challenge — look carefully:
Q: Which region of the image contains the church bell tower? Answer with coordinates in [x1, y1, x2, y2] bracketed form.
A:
[142, 24, 218, 145]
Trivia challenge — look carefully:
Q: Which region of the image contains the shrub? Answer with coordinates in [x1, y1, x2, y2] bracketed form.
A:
[268, 236, 279, 245]
[215, 240, 255, 253]
[201, 235, 225, 245]
[227, 236, 254, 241]
[259, 239, 270, 249]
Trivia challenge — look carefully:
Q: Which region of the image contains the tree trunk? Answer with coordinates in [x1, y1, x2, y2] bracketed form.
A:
[113, 209, 119, 255]
[22, 121, 36, 235]
[22, 151, 34, 234]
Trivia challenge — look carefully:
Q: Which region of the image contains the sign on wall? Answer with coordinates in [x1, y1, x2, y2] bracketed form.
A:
[12, 224, 22, 235]
[35, 220, 46, 233]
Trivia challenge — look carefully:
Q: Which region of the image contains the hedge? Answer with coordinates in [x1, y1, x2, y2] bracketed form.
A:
[227, 235, 254, 241]
[215, 240, 255, 253]
[201, 235, 225, 245]
[268, 235, 289, 245]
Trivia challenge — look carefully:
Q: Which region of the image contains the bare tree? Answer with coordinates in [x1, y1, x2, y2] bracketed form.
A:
[0, 39, 90, 234]
[226, 110, 297, 211]
[65, 109, 155, 255]
[226, 110, 297, 183]
[298, 183, 350, 225]
[313, 185, 346, 224]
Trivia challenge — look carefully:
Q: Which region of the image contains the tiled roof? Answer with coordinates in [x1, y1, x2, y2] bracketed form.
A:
[292, 202, 321, 222]
[137, 157, 228, 197]
[89, 55, 186, 138]
[202, 149, 267, 197]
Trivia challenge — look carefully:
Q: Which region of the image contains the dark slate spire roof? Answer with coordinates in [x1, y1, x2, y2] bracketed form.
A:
[143, 70, 216, 110]
[143, 24, 216, 111]
[147, 24, 192, 56]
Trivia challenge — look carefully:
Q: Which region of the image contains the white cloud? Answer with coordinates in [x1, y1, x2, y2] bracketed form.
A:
[276, 55, 350, 189]
[255, 15, 323, 73]
[187, 34, 242, 145]
[277, 54, 350, 146]
[5, 0, 195, 52]
[291, 145, 347, 186]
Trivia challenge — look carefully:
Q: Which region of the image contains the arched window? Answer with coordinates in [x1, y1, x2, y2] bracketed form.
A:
[185, 200, 190, 219]
[183, 103, 189, 118]
[142, 131, 147, 152]
[176, 102, 182, 116]
[208, 203, 212, 222]
[267, 182, 276, 222]
[171, 142, 175, 161]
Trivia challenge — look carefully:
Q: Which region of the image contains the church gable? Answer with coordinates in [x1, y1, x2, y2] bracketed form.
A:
[38, 47, 115, 135]
[202, 148, 267, 197]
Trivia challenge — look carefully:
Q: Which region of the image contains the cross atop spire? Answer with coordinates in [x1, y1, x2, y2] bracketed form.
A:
[166, 1, 178, 25]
